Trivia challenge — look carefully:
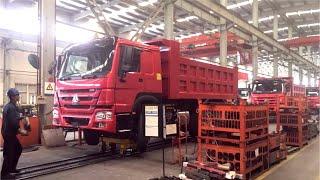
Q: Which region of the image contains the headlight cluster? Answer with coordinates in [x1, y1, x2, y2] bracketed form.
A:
[95, 111, 112, 120]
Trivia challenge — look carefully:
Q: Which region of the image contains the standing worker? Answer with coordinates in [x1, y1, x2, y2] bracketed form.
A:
[1, 88, 29, 179]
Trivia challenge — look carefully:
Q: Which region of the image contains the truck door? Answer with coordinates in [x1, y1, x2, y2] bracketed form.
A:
[115, 45, 144, 112]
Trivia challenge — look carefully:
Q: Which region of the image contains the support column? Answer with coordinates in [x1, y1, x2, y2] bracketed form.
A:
[298, 68, 303, 85]
[287, 25, 293, 78]
[164, 0, 174, 40]
[298, 46, 304, 85]
[252, 0, 259, 79]
[40, 0, 56, 126]
[288, 25, 293, 40]
[307, 71, 311, 87]
[288, 60, 293, 77]
[273, 11, 279, 77]
[306, 46, 312, 62]
[1, 39, 9, 105]
[219, 0, 228, 67]
[314, 73, 318, 87]
[0, 0, 5, 7]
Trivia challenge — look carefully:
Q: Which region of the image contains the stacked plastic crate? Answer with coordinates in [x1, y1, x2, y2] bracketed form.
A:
[197, 102, 269, 179]
[278, 96, 309, 147]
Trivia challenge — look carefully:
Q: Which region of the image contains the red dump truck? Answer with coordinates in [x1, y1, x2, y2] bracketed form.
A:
[251, 77, 305, 122]
[52, 37, 238, 150]
[306, 87, 320, 115]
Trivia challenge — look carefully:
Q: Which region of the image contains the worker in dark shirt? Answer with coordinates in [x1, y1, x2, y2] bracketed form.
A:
[1, 88, 28, 179]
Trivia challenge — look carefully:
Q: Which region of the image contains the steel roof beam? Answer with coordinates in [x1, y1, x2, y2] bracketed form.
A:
[196, 0, 319, 72]
[73, 0, 121, 21]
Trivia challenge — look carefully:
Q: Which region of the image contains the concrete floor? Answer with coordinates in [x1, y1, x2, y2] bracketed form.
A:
[258, 136, 320, 180]
[0, 136, 319, 180]
[1, 140, 195, 180]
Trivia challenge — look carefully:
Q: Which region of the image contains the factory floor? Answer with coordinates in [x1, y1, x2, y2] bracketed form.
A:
[0, 136, 319, 180]
[258, 136, 319, 180]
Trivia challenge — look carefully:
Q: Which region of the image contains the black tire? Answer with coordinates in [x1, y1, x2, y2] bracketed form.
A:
[83, 130, 100, 145]
[189, 107, 198, 137]
[136, 110, 148, 152]
[133, 96, 159, 152]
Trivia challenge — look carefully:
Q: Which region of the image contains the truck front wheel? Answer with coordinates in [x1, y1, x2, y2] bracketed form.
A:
[136, 110, 149, 152]
[83, 130, 100, 145]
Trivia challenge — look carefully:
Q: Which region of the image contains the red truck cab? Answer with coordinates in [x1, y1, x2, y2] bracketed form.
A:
[251, 77, 305, 122]
[53, 37, 238, 150]
[306, 87, 320, 115]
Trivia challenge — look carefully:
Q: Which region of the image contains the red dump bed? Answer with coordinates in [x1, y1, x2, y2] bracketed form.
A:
[147, 39, 238, 100]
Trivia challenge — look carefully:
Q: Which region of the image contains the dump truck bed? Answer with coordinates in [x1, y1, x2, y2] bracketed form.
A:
[147, 39, 238, 100]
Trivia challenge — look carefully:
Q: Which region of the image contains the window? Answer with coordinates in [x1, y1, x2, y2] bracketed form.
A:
[119, 45, 141, 74]
[15, 83, 37, 105]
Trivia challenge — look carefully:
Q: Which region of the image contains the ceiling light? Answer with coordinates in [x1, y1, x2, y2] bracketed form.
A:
[138, 0, 157, 7]
[176, 16, 198, 22]
[298, 23, 320, 28]
[227, 0, 262, 10]
[286, 9, 320, 17]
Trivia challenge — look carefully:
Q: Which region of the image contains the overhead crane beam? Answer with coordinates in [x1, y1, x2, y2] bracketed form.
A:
[195, 0, 319, 73]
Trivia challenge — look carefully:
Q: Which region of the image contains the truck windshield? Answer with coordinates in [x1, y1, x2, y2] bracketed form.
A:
[252, 80, 283, 94]
[306, 89, 319, 97]
[59, 37, 116, 80]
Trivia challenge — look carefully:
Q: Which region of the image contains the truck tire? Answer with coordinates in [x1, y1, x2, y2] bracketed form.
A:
[133, 95, 159, 152]
[136, 110, 148, 152]
[83, 130, 100, 145]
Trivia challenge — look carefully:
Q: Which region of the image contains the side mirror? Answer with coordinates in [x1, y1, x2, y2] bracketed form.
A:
[28, 54, 39, 69]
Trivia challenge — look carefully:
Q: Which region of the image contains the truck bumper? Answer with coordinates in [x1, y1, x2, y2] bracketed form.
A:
[52, 107, 117, 133]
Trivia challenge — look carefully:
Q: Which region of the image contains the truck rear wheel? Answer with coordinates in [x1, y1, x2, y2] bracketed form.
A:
[83, 130, 100, 145]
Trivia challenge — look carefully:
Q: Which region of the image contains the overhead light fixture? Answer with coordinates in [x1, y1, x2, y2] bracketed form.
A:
[286, 9, 320, 17]
[297, 23, 320, 28]
[248, 15, 280, 24]
[227, 0, 262, 10]
[138, 0, 157, 7]
[176, 16, 198, 23]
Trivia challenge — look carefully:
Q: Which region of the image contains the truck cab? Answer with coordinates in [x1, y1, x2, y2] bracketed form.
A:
[306, 87, 320, 115]
[251, 77, 305, 124]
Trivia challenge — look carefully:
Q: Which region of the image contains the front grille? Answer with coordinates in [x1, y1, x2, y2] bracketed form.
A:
[60, 89, 100, 93]
[65, 117, 89, 126]
[255, 98, 277, 105]
[61, 97, 94, 101]
[64, 105, 91, 109]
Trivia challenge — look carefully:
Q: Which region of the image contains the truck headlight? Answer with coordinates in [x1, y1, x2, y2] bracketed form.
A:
[53, 109, 59, 119]
[96, 111, 112, 120]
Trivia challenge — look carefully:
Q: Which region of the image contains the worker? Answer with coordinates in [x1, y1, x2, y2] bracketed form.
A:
[1, 88, 29, 179]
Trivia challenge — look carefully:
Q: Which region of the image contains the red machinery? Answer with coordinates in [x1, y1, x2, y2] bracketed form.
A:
[180, 32, 252, 65]
[278, 96, 309, 147]
[284, 35, 320, 48]
[306, 87, 320, 115]
[53, 37, 238, 151]
[197, 101, 269, 179]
